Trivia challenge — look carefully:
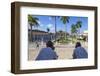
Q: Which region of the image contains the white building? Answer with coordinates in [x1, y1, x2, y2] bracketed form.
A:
[83, 30, 88, 36]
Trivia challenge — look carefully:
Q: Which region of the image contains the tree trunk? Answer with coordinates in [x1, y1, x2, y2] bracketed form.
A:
[65, 24, 67, 40]
[30, 25, 33, 42]
[79, 28, 80, 38]
[55, 17, 57, 42]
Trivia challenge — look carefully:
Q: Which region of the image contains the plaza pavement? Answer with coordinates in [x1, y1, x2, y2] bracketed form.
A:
[28, 42, 88, 61]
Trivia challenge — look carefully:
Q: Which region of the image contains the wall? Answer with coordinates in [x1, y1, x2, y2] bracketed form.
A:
[0, 0, 100, 76]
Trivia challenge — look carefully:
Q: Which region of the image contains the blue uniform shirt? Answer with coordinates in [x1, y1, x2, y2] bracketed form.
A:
[73, 47, 88, 59]
[36, 47, 58, 60]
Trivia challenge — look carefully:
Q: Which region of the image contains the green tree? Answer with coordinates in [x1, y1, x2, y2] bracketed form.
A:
[76, 21, 82, 37]
[47, 28, 51, 40]
[60, 16, 70, 40]
[71, 24, 77, 43]
[47, 28, 50, 33]
[71, 24, 77, 34]
[57, 30, 65, 42]
[59, 30, 64, 38]
[28, 15, 39, 42]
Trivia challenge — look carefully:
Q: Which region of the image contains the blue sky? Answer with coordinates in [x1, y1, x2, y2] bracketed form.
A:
[29, 15, 88, 34]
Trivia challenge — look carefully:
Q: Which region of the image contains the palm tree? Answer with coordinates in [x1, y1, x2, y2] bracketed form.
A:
[59, 30, 63, 38]
[71, 24, 77, 36]
[28, 15, 39, 42]
[60, 16, 70, 40]
[71, 24, 77, 43]
[71, 24, 76, 33]
[76, 21, 82, 38]
[58, 30, 65, 41]
[47, 28, 50, 33]
[47, 28, 51, 40]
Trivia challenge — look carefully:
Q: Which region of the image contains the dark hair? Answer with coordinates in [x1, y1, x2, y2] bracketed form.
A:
[46, 41, 55, 50]
[75, 42, 81, 48]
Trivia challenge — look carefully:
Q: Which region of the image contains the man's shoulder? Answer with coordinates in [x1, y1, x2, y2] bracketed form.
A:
[41, 47, 52, 51]
[74, 47, 83, 52]
[76, 47, 84, 50]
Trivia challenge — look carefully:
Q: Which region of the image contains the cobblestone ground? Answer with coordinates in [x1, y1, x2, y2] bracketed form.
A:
[28, 42, 88, 61]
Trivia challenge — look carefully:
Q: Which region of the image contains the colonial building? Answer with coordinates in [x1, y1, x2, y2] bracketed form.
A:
[28, 30, 55, 42]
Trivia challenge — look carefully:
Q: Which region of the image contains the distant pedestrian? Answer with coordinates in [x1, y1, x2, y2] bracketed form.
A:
[73, 42, 88, 59]
[36, 41, 39, 48]
[36, 41, 58, 60]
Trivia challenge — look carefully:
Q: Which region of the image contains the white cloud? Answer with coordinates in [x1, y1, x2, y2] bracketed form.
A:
[40, 24, 44, 27]
[38, 21, 44, 27]
[46, 24, 55, 33]
[47, 24, 53, 28]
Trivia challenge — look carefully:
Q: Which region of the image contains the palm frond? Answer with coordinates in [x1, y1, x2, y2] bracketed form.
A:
[28, 15, 39, 27]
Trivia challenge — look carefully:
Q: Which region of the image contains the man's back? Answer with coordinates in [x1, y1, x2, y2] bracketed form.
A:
[73, 47, 88, 59]
[36, 47, 58, 60]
